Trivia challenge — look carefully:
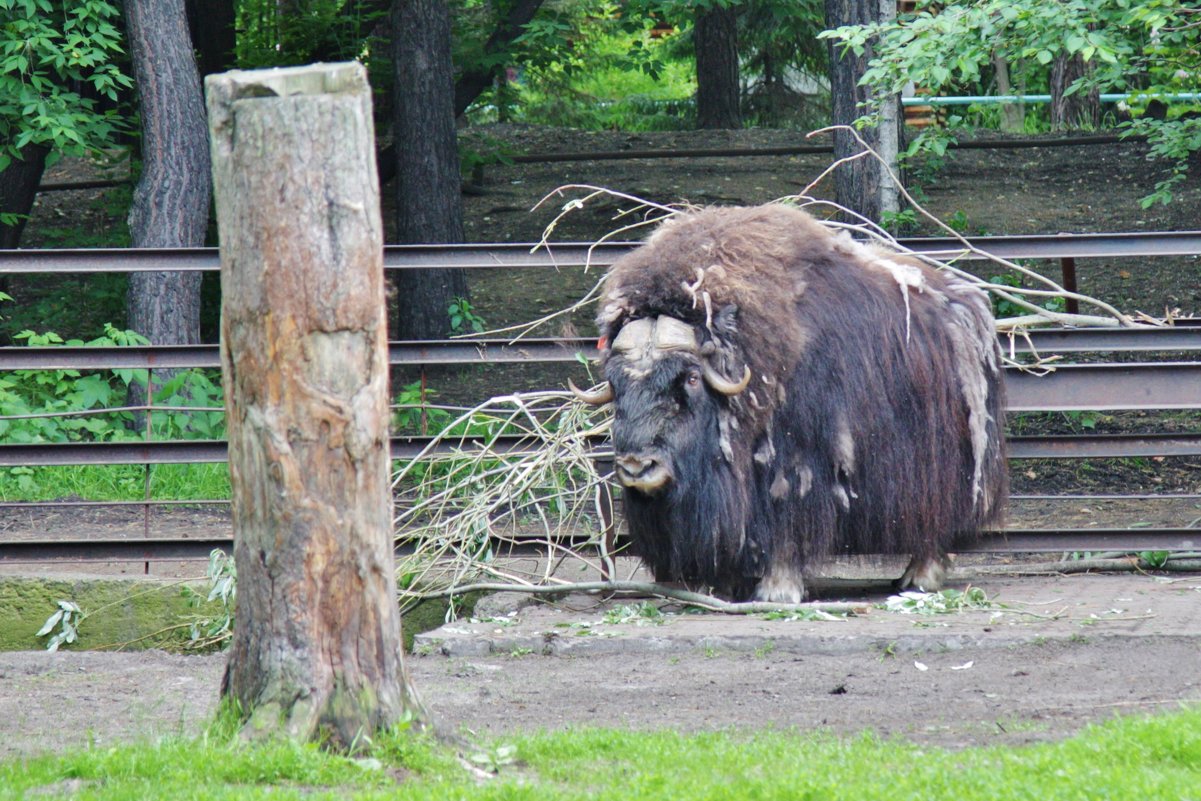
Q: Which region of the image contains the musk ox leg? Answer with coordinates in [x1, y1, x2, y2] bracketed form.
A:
[753, 564, 806, 604]
[896, 554, 951, 592]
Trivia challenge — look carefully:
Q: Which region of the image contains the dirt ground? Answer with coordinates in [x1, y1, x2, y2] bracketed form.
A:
[3, 570, 1201, 760]
[4, 125, 1200, 761]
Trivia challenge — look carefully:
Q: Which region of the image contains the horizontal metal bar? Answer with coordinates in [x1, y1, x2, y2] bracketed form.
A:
[4, 230, 1201, 274]
[0, 538, 233, 563]
[978, 528, 1201, 552]
[904, 93, 1201, 106]
[1, 425, 1197, 468]
[904, 230, 1201, 260]
[1008, 433, 1201, 459]
[1008, 325, 1201, 354]
[0, 327, 1197, 372]
[1006, 362, 1201, 411]
[0, 441, 230, 466]
[0, 498, 229, 509]
[0, 248, 217, 274]
[4, 528, 1199, 564]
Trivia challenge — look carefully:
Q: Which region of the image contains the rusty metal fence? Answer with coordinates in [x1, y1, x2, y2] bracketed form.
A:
[1, 234, 1199, 567]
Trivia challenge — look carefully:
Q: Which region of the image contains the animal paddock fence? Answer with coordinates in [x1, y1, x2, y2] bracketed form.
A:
[0, 235, 1199, 571]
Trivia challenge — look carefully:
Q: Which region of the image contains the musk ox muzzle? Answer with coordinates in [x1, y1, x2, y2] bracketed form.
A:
[572, 314, 750, 496]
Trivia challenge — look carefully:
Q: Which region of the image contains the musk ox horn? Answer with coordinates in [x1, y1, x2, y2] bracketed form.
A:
[611, 318, 655, 353]
[652, 316, 698, 351]
[701, 361, 752, 396]
[568, 378, 614, 405]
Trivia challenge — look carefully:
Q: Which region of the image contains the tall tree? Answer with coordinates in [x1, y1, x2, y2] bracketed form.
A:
[1050, 50, 1101, 131]
[823, 0, 901, 223]
[0, 1, 130, 249]
[123, 0, 210, 360]
[695, 2, 743, 129]
[184, 0, 237, 77]
[393, 0, 468, 340]
[208, 62, 422, 746]
[0, 146, 48, 249]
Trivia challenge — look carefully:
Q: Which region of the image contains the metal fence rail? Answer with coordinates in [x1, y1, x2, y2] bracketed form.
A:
[0, 241, 1199, 566]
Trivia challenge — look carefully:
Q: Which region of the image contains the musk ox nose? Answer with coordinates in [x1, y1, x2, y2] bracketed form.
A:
[615, 453, 672, 494]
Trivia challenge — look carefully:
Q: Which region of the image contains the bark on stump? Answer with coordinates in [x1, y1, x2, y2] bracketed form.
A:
[206, 62, 422, 747]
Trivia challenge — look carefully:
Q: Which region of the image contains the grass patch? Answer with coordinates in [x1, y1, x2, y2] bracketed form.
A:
[0, 463, 231, 502]
[3, 706, 1200, 799]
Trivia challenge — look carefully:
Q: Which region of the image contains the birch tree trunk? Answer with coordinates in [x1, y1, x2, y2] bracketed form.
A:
[207, 62, 423, 747]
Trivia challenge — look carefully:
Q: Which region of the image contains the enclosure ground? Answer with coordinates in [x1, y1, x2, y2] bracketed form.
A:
[2, 570, 1200, 760]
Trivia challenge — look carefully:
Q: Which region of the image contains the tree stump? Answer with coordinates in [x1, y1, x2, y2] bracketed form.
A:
[206, 62, 422, 747]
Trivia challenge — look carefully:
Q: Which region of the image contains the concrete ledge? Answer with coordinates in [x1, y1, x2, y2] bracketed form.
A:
[415, 573, 1201, 658]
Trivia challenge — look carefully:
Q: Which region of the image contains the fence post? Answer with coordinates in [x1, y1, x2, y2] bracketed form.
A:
[207, 62, 422, 745]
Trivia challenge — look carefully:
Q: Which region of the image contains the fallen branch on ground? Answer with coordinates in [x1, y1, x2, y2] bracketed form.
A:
[402, 579, 870, 616]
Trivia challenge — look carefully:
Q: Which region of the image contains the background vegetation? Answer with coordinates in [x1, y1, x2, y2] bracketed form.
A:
[1, 0, 1197, 498]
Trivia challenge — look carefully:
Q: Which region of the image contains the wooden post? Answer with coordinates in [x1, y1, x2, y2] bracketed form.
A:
[206, 62, 422, 746]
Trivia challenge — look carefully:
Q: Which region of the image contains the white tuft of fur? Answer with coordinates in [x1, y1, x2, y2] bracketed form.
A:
[897, 555, 948, 592]
[754, 565, 806, 604]
[944, 283, 1000, 508]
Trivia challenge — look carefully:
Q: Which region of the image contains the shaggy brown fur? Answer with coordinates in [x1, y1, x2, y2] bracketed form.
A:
[597, 203, 1007, 601]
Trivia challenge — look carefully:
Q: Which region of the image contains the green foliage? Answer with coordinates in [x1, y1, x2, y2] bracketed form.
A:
[988, 270, 1066, 318]
[882, 586, 996, 614]
[503, 22, 697, 130]
[602, 601, 665, 625]
[880, 208, 918, 234]
[0, 320, 230, 501]
[1140, 550, 1171, 569]
[34, 598, 82, 652]
[820, 0, 1201, 204]
[0, 323, 225, 445]
[392, 380, 452, 435]
[235, 0, 386, 68]
[0, 0, 132, 171]
[182, 548, 237, 651]
[447, 296, 486, 335]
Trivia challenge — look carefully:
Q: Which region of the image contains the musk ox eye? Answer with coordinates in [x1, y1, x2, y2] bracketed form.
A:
[684, 369, 702, 389]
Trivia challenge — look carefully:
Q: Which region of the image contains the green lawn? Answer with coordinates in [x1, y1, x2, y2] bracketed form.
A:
[3, 705, 1199, 800]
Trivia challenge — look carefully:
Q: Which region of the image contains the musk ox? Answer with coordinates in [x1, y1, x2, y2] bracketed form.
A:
[573, 204, 1007, 602]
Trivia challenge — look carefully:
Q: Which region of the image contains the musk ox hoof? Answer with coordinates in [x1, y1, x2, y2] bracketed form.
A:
[753, 567, 806, 604]
[896, 554, 951, 592]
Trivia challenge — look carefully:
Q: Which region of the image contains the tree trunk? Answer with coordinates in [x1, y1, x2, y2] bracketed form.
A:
[393, 0, 468, 341]
[0, 143, 49, 249]
[1050, 51, 1100, 131]
[207, 62, 423, 747]
[376, 0, 544, 185]
[185, 0, 237, 77]
[823, 0, 901, 224]
[993, 53, 1025, 134]
[124, 0, 209, 363]
[695, 5, 742, 129]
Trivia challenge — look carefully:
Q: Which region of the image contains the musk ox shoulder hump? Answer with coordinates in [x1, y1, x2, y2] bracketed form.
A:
[599, 204, 833, 332]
